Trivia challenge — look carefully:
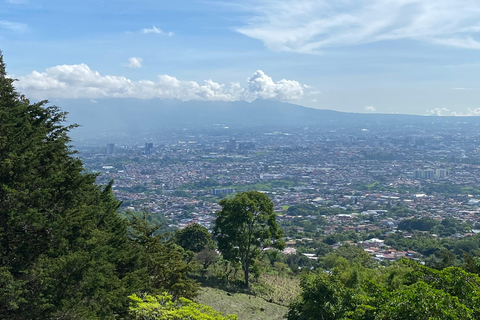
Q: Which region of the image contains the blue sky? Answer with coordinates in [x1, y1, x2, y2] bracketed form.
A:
[2, 0, 480, 115]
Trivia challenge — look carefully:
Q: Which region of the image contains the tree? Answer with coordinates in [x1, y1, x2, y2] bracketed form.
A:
[174, 223, 215, 253]
[129, 212, 199, 299]
[287, 272, 359, 320]
[287, 260, 480, 320]
[213, 191, 284, 288]
[0, 52, 142, 319]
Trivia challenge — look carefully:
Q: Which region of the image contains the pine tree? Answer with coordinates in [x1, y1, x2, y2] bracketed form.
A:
[0, 51, 142, 319]
[129, 212, 199, 300]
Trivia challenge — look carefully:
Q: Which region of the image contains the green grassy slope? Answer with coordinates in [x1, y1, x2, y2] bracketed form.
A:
[196, 287, 287, 320]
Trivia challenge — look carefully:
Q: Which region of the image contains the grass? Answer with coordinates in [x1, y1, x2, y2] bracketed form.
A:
[251, 274, 301, 307]
[196, 286, 288, 320]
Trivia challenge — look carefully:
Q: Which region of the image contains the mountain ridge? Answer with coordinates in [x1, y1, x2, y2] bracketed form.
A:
[54, 98, 480, 136]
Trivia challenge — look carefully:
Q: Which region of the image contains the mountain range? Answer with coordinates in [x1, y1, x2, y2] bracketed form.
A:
[55, 98, 479, 137]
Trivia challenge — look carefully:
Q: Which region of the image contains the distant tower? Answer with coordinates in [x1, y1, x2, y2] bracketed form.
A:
[106, 143, 115, 156]
[424, 169, 435, 180]
[435, 168, 447, 179]
[226, 138, 237, 152]
[145, 142, 154, 155]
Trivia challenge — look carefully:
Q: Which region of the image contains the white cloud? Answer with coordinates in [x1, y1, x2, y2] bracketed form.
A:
[236, 0, 480, 53]
[451, 108, 480, 116]
[428, 107, 450, 116]
[15, 64, 308, 102]
[427, 107, 480, 116]
[246, 70, 304, 100]
[125, 57, 143, 68]
[364, 106, 376, 112]
[141, 25, 174, 36]
[0, 20, 28, 32]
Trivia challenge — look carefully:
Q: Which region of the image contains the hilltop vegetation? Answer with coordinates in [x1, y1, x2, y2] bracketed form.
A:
[0, 53, 198, 319]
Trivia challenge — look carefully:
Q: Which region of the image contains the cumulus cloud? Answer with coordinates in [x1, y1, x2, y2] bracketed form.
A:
[125, 57, 143, 68]
[141, 25, 174, 36]
[236, 0, 480, 53]
[451, 108, 480, 116]
[427, 107, 480, 116]
[15, 64, 307, 102]
[364, 106, 376, 112]
[428, 107, 450, 116]
[246, 70, 304, 100]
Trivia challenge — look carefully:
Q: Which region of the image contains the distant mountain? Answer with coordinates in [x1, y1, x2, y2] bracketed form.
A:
[55, 98, 480, 137]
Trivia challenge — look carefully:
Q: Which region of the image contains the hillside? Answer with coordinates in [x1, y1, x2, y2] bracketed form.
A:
[196, 287, 287, 320]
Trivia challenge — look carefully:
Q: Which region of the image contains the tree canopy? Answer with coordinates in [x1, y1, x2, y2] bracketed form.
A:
[174, 223, 215, 253]
[0, 52, 196, 319]
[213, 191, 284, 288]
[287, 259, 480, 320]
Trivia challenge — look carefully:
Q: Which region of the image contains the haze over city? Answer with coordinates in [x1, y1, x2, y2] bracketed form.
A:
[3, 0, 480, 115]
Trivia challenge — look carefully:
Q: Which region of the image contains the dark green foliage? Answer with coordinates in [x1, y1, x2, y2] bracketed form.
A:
[286, 203, 319, 216]
[128, 212, 199, 299]
[174, 223, 215, 253]
[0, 52, 144, 319]
[287, 272, 359, 320]
[287, 258, 480, 320]
[213, 191, 284, 288]
[321, 244, 376, 269]
[0, 53, 199, 319]
[397, 217, 439, 232]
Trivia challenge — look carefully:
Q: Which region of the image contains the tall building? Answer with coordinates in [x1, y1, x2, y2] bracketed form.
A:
[423, 169, 435, 180]
[145, 142, 153, 155]
[435, 168, 447, 179]
[414, 168, 448, 179]
[212, 188, 234, 195]
[106, 143, 115, 156]
[226, 138, 237, 151]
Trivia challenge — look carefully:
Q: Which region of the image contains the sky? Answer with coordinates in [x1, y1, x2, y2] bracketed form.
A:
[2, 0, 480, 115]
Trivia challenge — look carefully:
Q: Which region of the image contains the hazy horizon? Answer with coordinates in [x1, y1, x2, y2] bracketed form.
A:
[3, 0, 480, 116]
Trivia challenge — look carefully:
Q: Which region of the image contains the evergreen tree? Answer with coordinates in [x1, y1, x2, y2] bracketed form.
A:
[129, 212, 199, 299]
[0, 52, 142, 319]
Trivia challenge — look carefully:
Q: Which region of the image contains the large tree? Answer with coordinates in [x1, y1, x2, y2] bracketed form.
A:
[174, 223, 215, 253]
[0, 52, 143, 319]
[213, 191, 284, 288]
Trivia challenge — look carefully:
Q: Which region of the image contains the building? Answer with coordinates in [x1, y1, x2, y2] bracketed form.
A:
[145, 142, 153, 155]
[436, 168, 447, 179]
[212, 188, 234, 195]
[238, 142, 255, 151]
[413, 168, 447, 180]
[106, 143, 115, 156]
[226, 138, 237, 151]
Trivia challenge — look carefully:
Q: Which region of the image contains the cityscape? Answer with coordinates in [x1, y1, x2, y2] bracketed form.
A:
[76, 121, 480, 264]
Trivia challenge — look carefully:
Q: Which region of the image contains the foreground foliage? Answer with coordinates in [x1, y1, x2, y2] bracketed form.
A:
[128, 293, 238, 320]
[287, 258, 480, 320]
[0, 52, 197, 319]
